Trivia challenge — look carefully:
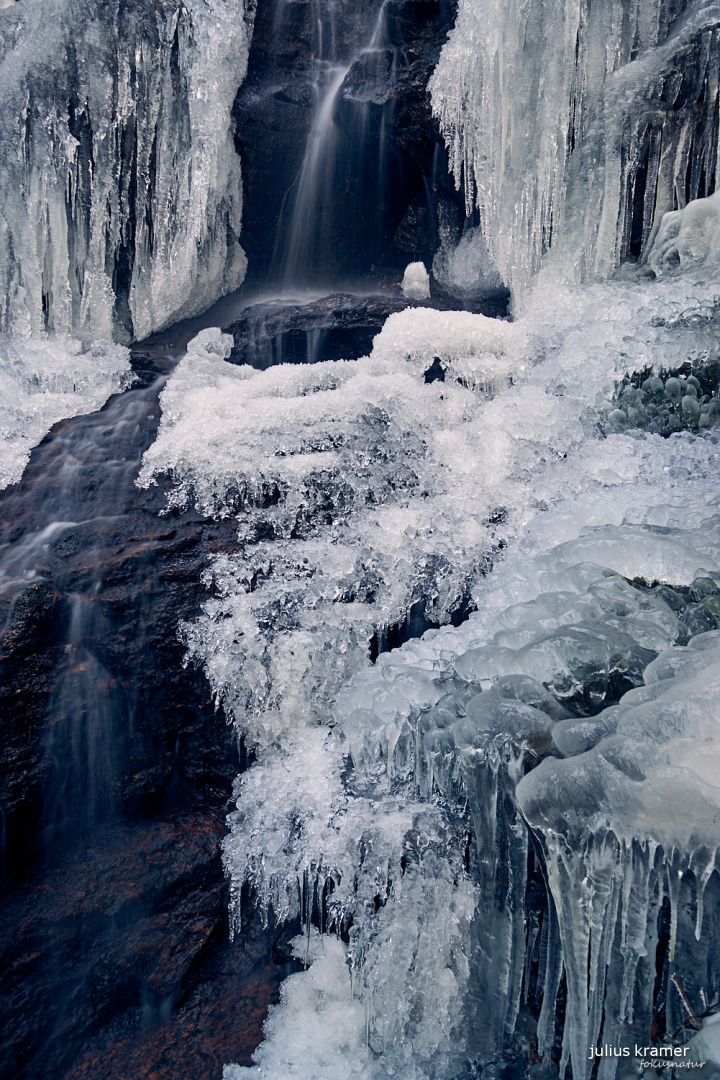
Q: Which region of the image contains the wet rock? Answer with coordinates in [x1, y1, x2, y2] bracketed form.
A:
[234, 0, 462, 283]
[0, 348, 281, 1078]
[225, 288, 509, 367]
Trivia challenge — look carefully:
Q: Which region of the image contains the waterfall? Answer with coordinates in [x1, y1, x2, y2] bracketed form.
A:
[263, 0, 409, 287]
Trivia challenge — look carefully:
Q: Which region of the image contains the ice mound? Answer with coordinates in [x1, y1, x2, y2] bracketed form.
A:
[0, 0, 255, 340]
[139, 316, 528, 741]
[371, 305, 520, 393]
[0, 335, 131, 489]
[400, 261, 430, 300]
[648, 191, 720, 277]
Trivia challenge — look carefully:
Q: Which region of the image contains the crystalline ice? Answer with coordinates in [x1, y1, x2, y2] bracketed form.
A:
[648, 190, 720, 277]
[400, 261, 430, 300]
[138, 315, 528, 741]
[431, 0, 720, 289]
[0, 0, 255, 341]
[0, 335, 131, 490]
[141, 262, 720, 1079]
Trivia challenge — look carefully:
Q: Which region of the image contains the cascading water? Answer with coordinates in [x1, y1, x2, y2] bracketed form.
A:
[5, 0, 720, 1076]
[0, 371, 171, 865]
[270, 0, 397, 286]
[236, 0, 460, 290]
[0, 345, 277, 1077]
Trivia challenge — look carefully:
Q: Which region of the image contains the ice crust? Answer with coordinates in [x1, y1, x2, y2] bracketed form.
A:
[431, 0, 720, 290]
[144, 264, 720, 1078]
[0, 0, 254, 341]
[0, 335, 131, 490]
[138, 310, 523, 743]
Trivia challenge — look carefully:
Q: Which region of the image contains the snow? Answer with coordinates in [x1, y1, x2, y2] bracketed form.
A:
[400, 261, 430, 300]
[0, 0, 255, 341]
[0, 335, 131, 490]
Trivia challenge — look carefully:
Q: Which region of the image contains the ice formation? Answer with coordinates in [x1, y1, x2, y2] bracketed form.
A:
[648, 190, 720, 276]
[143, 263, 720, 1076]
[0, 336, 131, 490]
[432, 225, 504, 298]
[138, 310, 523, 743]
[0, 0, 255, 341]
[431, 0, 720, 289]
[401, 261, 431, 300]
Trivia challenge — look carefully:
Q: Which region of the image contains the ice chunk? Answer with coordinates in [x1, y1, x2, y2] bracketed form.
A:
[401, 261, 430, 300]
[647, 191, 720, 277]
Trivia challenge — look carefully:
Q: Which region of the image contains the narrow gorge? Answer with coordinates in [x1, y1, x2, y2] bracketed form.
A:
[0, 1, 719, 1078]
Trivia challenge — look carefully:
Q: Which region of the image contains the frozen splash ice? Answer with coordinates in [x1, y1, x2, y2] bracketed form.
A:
[0, 335, 131, 490]
[0, 0, 255, 341]
[143, 266, 720, 1077]
[430, 0, 720, 290]
[138, 311, 525, 743]
[223, 933, 380, 1080]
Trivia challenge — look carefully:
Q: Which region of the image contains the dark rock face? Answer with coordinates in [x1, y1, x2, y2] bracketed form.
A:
[0, 350, 289, 1079]
[234, 0, 463, 285]
[226, 287, 510, 367]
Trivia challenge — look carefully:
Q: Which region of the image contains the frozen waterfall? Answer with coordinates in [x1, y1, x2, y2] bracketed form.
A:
[0, 0, 255, 341]
[128, 0, 720, 1076]
[143, 266, 720, 1077]
[431, 0, 720, 290]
